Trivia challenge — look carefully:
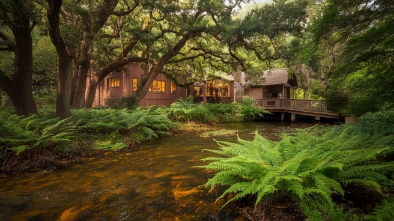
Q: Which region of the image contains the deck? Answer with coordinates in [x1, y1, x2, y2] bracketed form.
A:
[255, 98, 339, 120]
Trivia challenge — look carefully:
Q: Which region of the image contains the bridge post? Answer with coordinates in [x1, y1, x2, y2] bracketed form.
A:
[281, 112, 284, 121]
[291, 113, 296, 121]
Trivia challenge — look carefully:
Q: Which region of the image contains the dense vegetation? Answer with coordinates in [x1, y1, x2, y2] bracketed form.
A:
[0, 107, 173, 173]
[199, 105, 394, 220]
[166, 96, 268, 123]
[0, 98, 267, 173]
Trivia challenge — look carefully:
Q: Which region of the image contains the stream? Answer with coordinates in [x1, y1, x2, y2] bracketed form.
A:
[0, 122, 314, 221]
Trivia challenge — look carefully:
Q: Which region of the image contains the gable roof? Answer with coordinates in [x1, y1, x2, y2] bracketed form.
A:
[249, 68, 298, 87]
[263, 68, 289, 85]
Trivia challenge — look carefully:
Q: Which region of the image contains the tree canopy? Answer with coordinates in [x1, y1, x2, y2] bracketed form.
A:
[1, 0, 392, 116]
[312, 0, 394, 115]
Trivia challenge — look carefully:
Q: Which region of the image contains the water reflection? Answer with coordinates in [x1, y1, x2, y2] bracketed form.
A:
[0, 122, 316, 221]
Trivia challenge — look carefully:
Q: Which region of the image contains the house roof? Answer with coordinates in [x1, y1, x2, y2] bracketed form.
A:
[264, 68, 289, 85]
[250, 68, 298, 87]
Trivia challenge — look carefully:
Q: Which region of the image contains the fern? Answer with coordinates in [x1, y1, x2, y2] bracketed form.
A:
[94, 140, 128, 151]
[363, 198, 394, 221]
[1, 108, 173, 156]
[199, 110, 394, 220]
[6, 145, 30, 155]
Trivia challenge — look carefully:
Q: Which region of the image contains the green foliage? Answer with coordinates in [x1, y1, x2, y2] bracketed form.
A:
[6, 145, 30, 155]
[239, 96, 269, 121]
[311, 0, 394, 116]
[167, 96, 267, 123]
[363, 198, 394, 221]
[94, 131, 128, 151]
[71, 107, 173, 147]
[199, 108, 394, 220]
[0, 111, 77, 154]
[0, 107, 173, 156]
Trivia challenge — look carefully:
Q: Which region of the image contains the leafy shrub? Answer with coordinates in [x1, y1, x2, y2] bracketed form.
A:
[199, 108, 394, 220]
[239, 96, 269, 121]
[167, 96, 267, 123]
[187, 105, 218, 123]
[347, 96, 380, 117]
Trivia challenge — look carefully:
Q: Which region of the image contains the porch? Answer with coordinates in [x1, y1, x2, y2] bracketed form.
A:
[255, 98, 339, 121]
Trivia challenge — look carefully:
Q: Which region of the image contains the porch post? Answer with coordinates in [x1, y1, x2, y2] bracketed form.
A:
[291, 113, 296, 121]
[202, 80, 207, 105]
[230, 81, 235, 102]
[281, 112, 285, 121]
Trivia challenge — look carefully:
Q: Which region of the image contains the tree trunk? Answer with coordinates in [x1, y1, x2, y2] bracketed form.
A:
[56, 57, 73, 118]
[71, 29, 92, 108]
[0, 1, 38, 115]
[69, 58, 79, 106]
[47, 0, 72, 119]
[85, 78, 99, 108]
[71, 60, 89, 108]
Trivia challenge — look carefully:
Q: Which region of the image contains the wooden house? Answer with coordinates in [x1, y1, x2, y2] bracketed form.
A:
[190, 72, 243, 104]
[244, 68, 298, 100]
[93, 63, 188, 107]
[244, 68, 339, 121]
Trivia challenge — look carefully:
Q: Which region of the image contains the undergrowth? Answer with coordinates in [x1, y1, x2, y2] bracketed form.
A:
[0, 107, 173, 160]
[166, 96, 268, 123]
[199, 106, 394, 220]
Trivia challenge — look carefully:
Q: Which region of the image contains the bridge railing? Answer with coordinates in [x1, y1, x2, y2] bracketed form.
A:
[255, 98, 328, 112]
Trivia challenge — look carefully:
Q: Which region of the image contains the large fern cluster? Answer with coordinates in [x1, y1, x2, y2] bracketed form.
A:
[0, 111, 78, 155]
[0, 107, 173, 156]
[199, 108, 394, 220]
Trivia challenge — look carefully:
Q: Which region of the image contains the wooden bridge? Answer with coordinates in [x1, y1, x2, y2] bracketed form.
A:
[255, 98, 339, 121]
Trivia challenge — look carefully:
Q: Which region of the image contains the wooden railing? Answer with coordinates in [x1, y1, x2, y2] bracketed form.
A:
[255, 98, 328, 112]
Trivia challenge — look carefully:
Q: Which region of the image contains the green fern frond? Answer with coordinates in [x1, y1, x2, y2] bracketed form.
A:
[7, 145, 30, 155]
[343, 179, 383, 193]
[363, 198, 394, 221]
[312, 173, 344, 196]
[94, 140, 128, 151]
[199, 113, 394, 219]
[284, 179, 305, 198]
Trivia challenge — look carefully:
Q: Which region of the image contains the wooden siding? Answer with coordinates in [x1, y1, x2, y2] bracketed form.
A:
[244, 87, 263, 99]
[93, 63, 187, 107]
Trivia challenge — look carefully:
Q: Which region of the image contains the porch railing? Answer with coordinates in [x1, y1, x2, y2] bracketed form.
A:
[255, 98, 328, 112]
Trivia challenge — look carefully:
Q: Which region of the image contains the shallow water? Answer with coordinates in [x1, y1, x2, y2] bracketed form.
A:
[0, 122, 314, 221]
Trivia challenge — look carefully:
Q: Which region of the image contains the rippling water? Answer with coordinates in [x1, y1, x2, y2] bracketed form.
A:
[0, 122, 315, 221]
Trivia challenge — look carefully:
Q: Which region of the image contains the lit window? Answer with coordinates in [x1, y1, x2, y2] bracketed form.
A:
[108, 78, 120, 88]
[132, 78, 138, 91]
[193, 87, 202, 96]
[170, 81, 177, 93]
[149, 80, 165, 92]
[160, 81, 165, 92]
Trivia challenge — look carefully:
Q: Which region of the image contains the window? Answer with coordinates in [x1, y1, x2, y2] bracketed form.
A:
[170, 81, 177, 93]
[108, 77, 120, 88]
[193, 87, 202, 96]
[132, 78, 138, 91]
[149, 80, 166, 92]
